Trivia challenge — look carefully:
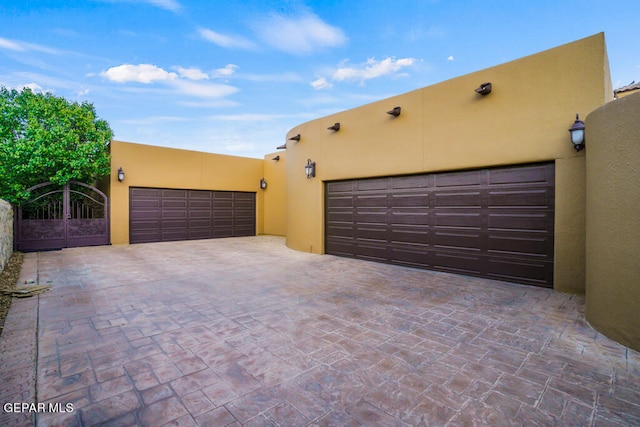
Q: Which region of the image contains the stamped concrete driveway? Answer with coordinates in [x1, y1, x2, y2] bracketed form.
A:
[1, 236, 639, 426]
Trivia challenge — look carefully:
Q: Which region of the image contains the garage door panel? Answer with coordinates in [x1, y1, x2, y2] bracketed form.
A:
[489, 165, 549, 185]
[130, 188, 255, 244]
[390, 229, 430, 245]
[488, 190, 550, 207]
[355, 244, 387, 262]
[328, 196, 354, 208]
[487, 259, 551, 285]
[433, 231, 482, 251]
[434, 171, 482, 188]
[391, 193, 429, 207]
[390, 248, 430, 268]
[435, 212, 482, 228]
[435, 192, 482, 207]
[392, 175, 429, 189]
[488, 235, 551, 258]
[433, 252, 483, 276]
[356, 179, 387, 191]
[391, 212, 429, 225]
[325, 162, 554, 287]
[488, 213, 550, 232]
[131, 188, 161, 198]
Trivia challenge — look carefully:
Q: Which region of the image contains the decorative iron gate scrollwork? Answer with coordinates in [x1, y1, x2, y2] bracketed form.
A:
[16, 181, 110, 251]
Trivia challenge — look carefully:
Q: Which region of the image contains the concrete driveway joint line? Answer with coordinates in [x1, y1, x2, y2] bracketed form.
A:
[0, 236, 639, 426]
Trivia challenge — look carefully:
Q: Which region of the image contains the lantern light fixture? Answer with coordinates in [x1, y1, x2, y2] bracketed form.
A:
[568, 113, 586, 151]
[305, 159, 316, 179]
[260, 178, 267, 189]
[117, 167, 125, 182]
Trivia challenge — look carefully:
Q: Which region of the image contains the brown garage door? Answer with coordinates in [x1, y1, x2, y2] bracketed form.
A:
[130, 188, 255, 244]
[326, 163, 555, 287]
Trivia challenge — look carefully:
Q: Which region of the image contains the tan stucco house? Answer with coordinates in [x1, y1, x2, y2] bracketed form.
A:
[107, 33, 639, 352]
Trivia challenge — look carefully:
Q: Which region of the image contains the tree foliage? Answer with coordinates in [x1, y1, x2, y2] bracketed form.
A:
[0, 87, 113, 204]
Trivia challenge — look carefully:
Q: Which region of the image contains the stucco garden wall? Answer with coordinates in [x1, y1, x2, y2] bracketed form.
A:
[585, 91, 640, 352]
[263, 151, 286, 236]
[284, 33, 611, 293]
[0, 199, 13, 272]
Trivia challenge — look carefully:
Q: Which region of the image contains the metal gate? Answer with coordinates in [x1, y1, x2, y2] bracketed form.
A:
[16, 181, 110, 252]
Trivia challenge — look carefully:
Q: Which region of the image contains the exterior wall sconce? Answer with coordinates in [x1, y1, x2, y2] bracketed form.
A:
[117, 167, 125, 182]
[305, 159, 316, 179]
[327, 123, 340, 131]
[289, 134, 301, 141]
[475, 82, 492, 96]
[568, 113, 585, 151]
[260, 178, 267, 189]
[387, 106, 401, 117]
[272, 155, 280, 161]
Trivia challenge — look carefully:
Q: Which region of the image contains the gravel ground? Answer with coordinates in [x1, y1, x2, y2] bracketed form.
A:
[0, 252, 24, 337]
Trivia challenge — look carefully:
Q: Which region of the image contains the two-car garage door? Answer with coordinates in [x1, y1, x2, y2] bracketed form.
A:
[129, 188, 255, 244]
[326, 163, 555, 287]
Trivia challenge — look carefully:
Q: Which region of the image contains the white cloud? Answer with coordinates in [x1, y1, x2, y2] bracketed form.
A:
[447, 55, 455, 61]
[224, 140, 256, 153]
[177, 67, 209, 80]
[144, 0, 182, 12]
[211, 64, 239, 78]
[0, 37, 60, 54]
[101, 64, 178, 83]
[253, 12, 346, 55]
[310, 77, 332, 90]
[198, 28, 255, 49]
[101, 0, 182, 13]
[332, 57, 415, 83]
[170, 79, 238, 99]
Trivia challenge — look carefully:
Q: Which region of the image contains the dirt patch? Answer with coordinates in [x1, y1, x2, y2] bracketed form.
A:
[0, 252, 24, 337]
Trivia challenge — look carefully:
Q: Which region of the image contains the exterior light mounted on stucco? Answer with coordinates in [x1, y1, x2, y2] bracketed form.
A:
[327, 122, 340, 131]
[568, 113, 586, 151]
[289, 134, 301, 142]
[117, 167, 125, 182]
[475, 82, 492, 96]
[305, 159, 316, 179]
[387, 106, 401, 117]
[260, 178, 267, 190]
[272, 155, 280, 161]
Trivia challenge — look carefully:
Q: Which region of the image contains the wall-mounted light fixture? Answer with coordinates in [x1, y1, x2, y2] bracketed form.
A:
[475, 82, 492, 96]
[272, 155, 280, 161]
[305, 159, 316, 179]
[117, 167, 125, 182]
[568, 113, 585, 151]
[260, 178, 267, 189]
[387, 106, 402, 117]
[327, 122, 340, 131]
[289, 134, 301, 141]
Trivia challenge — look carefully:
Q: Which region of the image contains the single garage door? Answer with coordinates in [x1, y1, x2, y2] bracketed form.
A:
[130, 188, 255, 244]
[326, 163, 554, 287]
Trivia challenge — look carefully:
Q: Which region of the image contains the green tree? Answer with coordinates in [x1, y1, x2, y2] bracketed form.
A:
[0, 87, 112, 204]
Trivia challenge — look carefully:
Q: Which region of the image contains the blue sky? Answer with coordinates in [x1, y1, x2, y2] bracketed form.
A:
[1, 1, 638, 158]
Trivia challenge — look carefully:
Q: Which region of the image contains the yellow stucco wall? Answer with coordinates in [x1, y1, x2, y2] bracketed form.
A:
[284, 33, 611, 293]
[109, 140, 265, 244]
[263, 151, 287, 236]
[585, 91, 640, 352]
